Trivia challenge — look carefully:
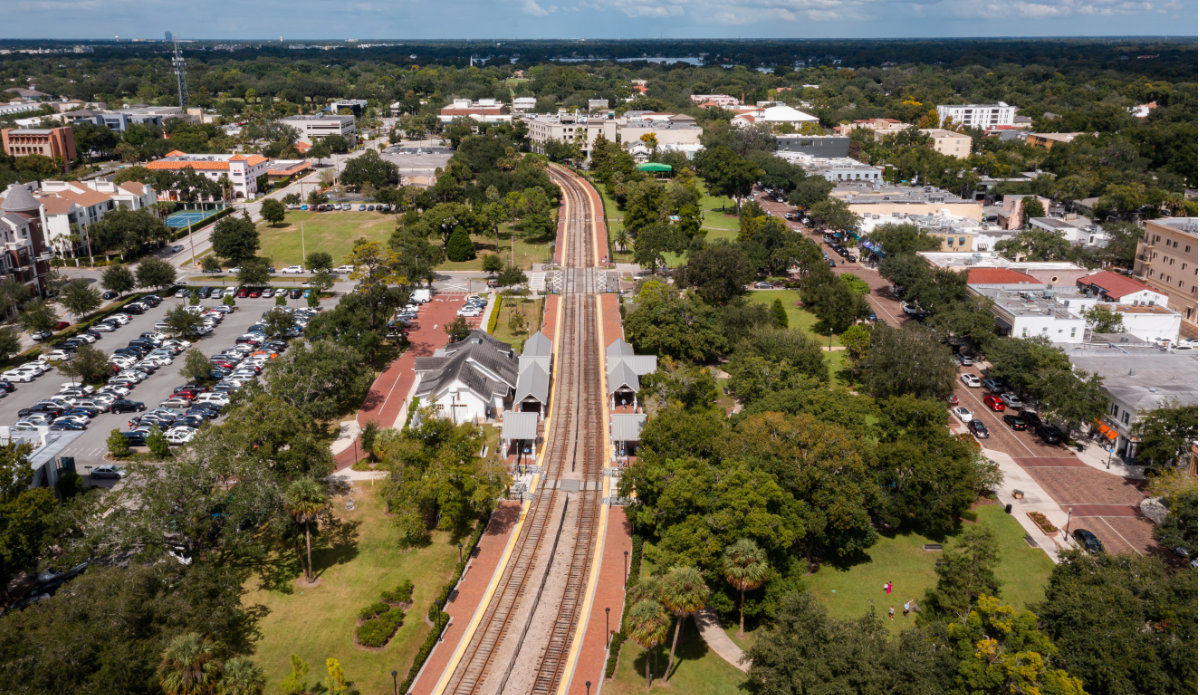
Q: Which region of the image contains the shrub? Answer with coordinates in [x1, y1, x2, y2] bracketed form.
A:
[107, 428, 130, 459]
[382, 579, 414, 605]
[356, 609, 404, 648]
[445, 227, 476, 262]
[359, 601, 389, 621]
[1028, 511, 1058, 533]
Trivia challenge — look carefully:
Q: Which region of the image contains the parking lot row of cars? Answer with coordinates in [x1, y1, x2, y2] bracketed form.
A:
[290, 202, 394, 213]
[456, 294, 487, 318]
[174, 286, 321, 301]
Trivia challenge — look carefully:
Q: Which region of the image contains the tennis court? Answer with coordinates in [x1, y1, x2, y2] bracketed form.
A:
[165, 206, 226, 229]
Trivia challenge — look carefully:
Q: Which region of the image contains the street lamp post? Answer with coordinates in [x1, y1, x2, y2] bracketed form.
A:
[586, 681, 591, 695]
[605, 607, 610, 644]
[458, 541, 463, 568]
[623, 550, 629, 586]
[391, 669, 398, 695]
[1063, 507, 1073, 542]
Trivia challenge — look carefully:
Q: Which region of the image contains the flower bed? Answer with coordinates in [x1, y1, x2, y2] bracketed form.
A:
[1027, 511, 1058, 534]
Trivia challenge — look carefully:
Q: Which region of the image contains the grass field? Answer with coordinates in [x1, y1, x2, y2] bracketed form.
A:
[260, 211, 394, 268]
[260, 212, 553, 272]
[592, 176, 737, 267]
[805, 504, 1054, 633]
[607, 617, 749, 695]
[745, 290, 844, 348]
[244, 483, 458, 695]
[490, 295, 545, 351]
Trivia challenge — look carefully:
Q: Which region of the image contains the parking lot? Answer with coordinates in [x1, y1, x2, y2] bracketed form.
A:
[0, 293, 317, 478]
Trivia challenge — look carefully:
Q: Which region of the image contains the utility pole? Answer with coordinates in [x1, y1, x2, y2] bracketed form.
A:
[300, 223, 306, 267]
[172, 41, 188, 110]
[188, 221, 196, 267]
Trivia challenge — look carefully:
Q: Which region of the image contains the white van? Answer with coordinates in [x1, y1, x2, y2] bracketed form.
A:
[411, 288, 432, 304]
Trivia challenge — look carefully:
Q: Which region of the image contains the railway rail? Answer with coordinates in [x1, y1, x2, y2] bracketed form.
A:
[439, 165, 606, 695]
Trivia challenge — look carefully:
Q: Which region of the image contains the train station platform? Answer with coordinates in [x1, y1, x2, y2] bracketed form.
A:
[408, 500, 524, 694]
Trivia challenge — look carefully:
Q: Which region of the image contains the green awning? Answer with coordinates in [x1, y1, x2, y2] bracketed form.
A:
[637, 163, 673, 173]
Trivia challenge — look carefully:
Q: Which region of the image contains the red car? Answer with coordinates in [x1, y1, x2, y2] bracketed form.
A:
[54, 320, 70, 330]
[236, 287, 249, 298]
[983, 395, 1006, 412]
[947, 393, 959, 405]
[171, 389, 199, 400]
[249, 288, 262, 298]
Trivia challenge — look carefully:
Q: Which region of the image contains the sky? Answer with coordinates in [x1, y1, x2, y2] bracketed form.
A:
[4, 0, 1197, 40]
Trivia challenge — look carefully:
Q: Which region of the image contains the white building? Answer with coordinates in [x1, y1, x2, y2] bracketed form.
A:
[777, 152, 883, 183]
[522, 112, 618, 159]
[438, 98, 511, 125]
[731, 103, 819, 130]
[145, 151, 269, 200]
[511, 97, 537, 111]
[413, 331, 518, 424]
[1063, 346, 1197, 460]
[279, 115, 356, 144]
[690, 94, 740, 107]
[936, 103, 1016, 129]
[1030, 216, 1110, 249]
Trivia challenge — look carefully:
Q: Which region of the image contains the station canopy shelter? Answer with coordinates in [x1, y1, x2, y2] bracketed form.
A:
[501, 411, 540, 462]
[611, 412, 648, 460]
[606, 339, 658, 409]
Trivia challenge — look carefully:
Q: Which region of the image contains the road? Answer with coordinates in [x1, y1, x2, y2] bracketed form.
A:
[755, 190, 1154, 555]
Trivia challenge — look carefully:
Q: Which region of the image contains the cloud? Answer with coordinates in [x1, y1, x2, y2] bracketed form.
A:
[521, 0, 552, 15]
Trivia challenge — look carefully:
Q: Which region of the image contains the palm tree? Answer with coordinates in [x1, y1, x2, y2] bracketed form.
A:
[216, 657, 265, 695]
[157, 632, 222, 695]
[627, 599, 671, 690]
[284, 477, 329, 583]
[659, 565, 709, 683]
[613, 227, 629, 253]
[722, 539, 769, 638]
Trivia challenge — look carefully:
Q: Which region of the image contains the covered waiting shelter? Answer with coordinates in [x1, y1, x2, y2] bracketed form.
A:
[636, 162, 673, 178]
[501, 411, 540, 463]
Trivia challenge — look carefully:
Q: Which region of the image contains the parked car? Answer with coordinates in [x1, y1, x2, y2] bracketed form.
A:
[90, 464, 126, 479]
[1000, 393, 1024, 408]
[1072, 528, 1104, 554]
[1002, 414, 1027, 431]
[982, 378, 1005, 393]
[102, 290, 119, 300]
[960, 373, 982, 388]
[110, 399, 146, 413]
[1035, 423, 1062, 445]
[120, 431, 147, 446]
[982, 395, 1006, 412]
[968, 420, 990, 438]
[951, 406, 974, 423]
[280, 265, 305, 274]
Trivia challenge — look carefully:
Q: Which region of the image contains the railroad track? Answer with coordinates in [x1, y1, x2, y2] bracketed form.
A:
[440, 165, 605, 695]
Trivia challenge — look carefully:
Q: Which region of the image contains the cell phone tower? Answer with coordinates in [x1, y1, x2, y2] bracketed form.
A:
[172, 41, 188, 110]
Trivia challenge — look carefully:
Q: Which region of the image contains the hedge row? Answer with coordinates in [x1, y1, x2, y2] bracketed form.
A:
[486, 295, 503, 335]
[605, 534, 644, 679]
[399, 514, 489, 693]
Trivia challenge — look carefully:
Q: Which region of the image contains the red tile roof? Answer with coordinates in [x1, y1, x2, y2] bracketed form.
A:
[967, 268, 1041, 285]
[1077, 270, 1155, 299]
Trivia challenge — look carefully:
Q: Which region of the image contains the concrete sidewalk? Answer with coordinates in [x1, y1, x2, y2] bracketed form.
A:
[695, 609, 749, 673]
[981, 446, 1074, 560]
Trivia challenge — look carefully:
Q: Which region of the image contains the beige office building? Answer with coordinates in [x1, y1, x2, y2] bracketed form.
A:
[1133, 217, 1198, 337]
[919, 128, 972, 159]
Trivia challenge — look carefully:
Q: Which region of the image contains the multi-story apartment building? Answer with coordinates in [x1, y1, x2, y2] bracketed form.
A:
[1134, 217, 1199, 335]
[0, 183, 52, 297]
[35, 179, 158, 256]
[834, 118, 911, 137]
[935, 103, 1016, 129]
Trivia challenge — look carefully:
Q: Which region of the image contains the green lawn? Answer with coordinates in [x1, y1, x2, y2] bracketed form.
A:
[436, 225, 552, 272]
[607, 617, 749, 695]
[490, 295, 545, 351]
[745, 290, 844, 347]
[592, 176, 737, 266]
[244, 484, 459, 694]
[805, 505, 1053, 633]
[259, 211, 395, 268]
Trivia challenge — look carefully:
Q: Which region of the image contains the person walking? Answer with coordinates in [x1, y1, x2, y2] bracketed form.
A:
[903, 600, 911, 618]
[884, 581, 892, 596]
[888, 605, 895, 621]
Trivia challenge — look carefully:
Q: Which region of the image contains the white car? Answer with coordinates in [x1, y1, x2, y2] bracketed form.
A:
[59, 383, 95, 394]
[457, 306, 482, 317]
[195, 393, 229, 407]
[951, 406, 974, 423]
[334, 265, 355, 274]
[108, 313, 132, 325]
[2, 370, 35, 383]
[210, 288, 225, 299]
[115, 370, 148, 383]
[280, 265, 305, 274]
[960, 373, 982, 388]
[99, 384, 132, 397]
[46, 350, 72, 361]
[175, 289, 189, 298]
[91, 322, 115, 333]
[165, 426, 197, 444]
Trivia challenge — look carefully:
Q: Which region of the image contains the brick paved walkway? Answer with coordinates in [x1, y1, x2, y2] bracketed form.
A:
[564, 508, 633, 694]
[409, 501, 523, 694]
[333, 293, 480, 470]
